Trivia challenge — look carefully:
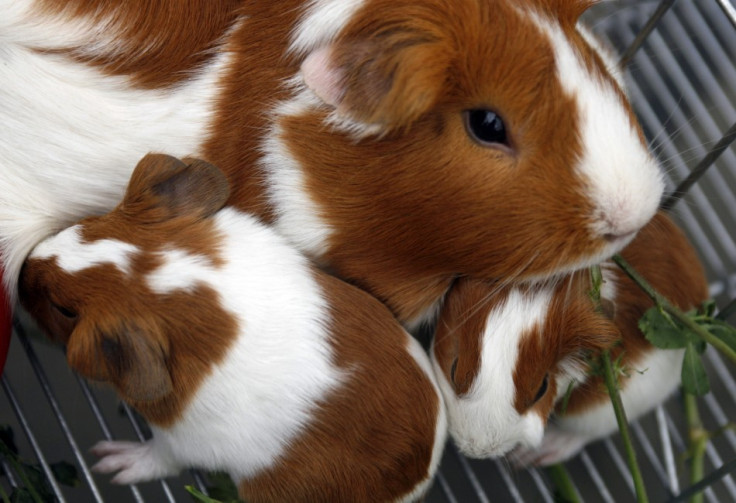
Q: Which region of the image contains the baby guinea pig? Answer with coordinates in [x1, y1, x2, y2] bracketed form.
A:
[431, 211, 708, 464]
[19, 154, 447, 503]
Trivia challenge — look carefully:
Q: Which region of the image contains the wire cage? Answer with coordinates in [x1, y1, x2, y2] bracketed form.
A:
[2, 0, 736, 501]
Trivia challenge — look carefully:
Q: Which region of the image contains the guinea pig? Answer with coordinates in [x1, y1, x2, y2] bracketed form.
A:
[431, 212, 709, 464]
[18, 154, 447, 503]
[2, 0, 663, 329]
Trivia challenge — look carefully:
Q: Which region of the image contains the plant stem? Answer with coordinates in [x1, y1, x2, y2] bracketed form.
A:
[546, 463, 581, 503]
[684, 393, 707, 503]
[0, 482, 9, 503]
[185, 485, 224, 503]
[601, 350, 650, 503]
[612, 255, 736, 365]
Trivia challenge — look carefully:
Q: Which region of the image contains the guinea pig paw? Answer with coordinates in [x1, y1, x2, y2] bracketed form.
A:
[91, 440, 173, 484]
[510, 429, 588, 468]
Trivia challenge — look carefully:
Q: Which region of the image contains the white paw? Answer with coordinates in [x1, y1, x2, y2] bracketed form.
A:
[91, 440, 178, 484]
[510, 428, 588, 468]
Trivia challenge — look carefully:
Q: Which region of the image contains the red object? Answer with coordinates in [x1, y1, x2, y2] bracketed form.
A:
[0, 267, 11, 375]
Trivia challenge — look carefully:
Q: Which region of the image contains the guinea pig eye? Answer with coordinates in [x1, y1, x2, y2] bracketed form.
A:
[464, 109, 509, 147]
[533, 374, 549, 405]
[450, 358, 458, 384]
[52, 302, 77, 320]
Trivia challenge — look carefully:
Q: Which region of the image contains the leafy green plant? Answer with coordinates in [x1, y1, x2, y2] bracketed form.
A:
[611, 255, 736, 503]
[186, 472, 245, 503]
[0, 425, 79, 503]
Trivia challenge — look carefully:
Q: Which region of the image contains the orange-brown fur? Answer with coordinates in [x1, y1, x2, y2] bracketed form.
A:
[433, 212, 708, 425]
[240, 273, 440, 502]
[25, 0, 643, 324]
[20, 154, 443, 502]
[19, 156, 236, 427]
[434, 279, 502, 396]
[562, 212, 709, 414]
[514, 275, 619, 419]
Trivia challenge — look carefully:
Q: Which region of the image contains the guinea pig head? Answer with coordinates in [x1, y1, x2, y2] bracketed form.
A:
[19, 154, 231, 405]
[283, 0, 663, 322]
[432, 276, 618, 458]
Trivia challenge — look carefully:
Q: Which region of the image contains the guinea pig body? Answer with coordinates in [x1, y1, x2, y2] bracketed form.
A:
[2, 0, 663, 327]
[432, 212, 709, 464]
[19, 155, 447, 503]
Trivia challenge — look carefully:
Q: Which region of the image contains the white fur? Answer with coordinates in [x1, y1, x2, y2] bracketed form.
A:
[145, 249, 219, 295]
[401, 335, 448, 503]
[512, 266, 683, 466]
[515, 347, 685, 467]
[433, 287, 552, 458]
[553, 347, 684, 444]
[289, 0, 366, 55]
[139, 208, 344, 478]
[88, 207, 444, 499]
[30, 226, 138, 275]
[261, 91, 335, 259]
[576, 23, 627, 92]
[0, 3, 231, 298]
[525, 10, 664, 265]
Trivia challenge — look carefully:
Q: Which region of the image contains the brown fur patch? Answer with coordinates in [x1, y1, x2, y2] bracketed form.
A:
[276, 0, 624, 321]
[28, 0, 644, 327]
[34, 0, 244, 89]
[564, 212, 709, 415]
[18, 155, 239, 426]
[239, 271, 440, 502]
[20, 254, 238, 427]
[513, 274, 619, 420]
[434, 278, 505, 395]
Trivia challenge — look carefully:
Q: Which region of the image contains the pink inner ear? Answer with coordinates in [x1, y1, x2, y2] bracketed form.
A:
[301, 46, 345, 108]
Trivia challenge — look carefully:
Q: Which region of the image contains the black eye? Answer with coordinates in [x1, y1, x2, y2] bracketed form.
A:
[52, 302, 77, 319]
[533, 374, 549, 405]
[450, 358, 458, 384]
[464, 109, 509, 147]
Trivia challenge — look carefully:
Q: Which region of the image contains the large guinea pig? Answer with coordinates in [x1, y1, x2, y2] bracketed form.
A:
[2, 0, 662, 327]
[18, 154, 447, 503]
[432, 212, 709, 464]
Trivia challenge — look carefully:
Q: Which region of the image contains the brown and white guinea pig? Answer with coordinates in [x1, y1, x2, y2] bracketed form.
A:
[2, 0, 663, 328]
[431, 212, 709, 464]
[18, 154, 447, 503]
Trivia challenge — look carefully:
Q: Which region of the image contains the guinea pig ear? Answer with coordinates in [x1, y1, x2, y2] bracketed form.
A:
[547, 0, 596, 23]
[67, 322, 173, 402]
[302, 33, 450, 128]
[151, 158, 231, 218]
[124, 153, 230, 220]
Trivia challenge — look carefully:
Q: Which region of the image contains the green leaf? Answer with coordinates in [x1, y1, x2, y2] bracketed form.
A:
[21, 465, 53, 502]
[9, 489, 35, 503]
[700, 299, 717, 318]
[204, 472, 243, 503]
[682, 343, 710, 396]
[50, 461, 79, 488]
[705, 320, 736, 354]
[186, 486, 225, 503]
[639, 308, 692, 349]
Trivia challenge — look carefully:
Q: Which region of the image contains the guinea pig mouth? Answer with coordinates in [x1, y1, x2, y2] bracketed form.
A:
[455, 437, 520, 460]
